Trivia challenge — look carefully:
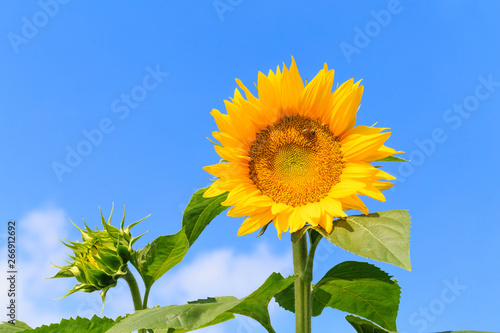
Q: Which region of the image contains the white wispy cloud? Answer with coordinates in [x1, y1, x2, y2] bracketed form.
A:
[149, 243, 293, 332]
[0, 207, 71, 327]
[153, 243, 292, 304]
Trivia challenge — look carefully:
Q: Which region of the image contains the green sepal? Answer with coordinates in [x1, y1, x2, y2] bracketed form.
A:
[126, 215, 150, 232]
[205, 136, 223, 147]
[48, 266, 75, 279]
[97, 249, 123, 271]
[52, 283, 92, 301]
[375, 156, 409, 163]
[130, 231, 148, 247]
[117, 244, 131, 262]
[257, 222, 271, 237]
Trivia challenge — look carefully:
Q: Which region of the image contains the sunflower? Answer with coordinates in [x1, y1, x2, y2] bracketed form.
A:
[204, 58, 401, 238]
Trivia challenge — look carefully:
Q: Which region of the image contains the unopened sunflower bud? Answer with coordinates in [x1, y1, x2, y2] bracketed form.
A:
[50, 204, 149, 309]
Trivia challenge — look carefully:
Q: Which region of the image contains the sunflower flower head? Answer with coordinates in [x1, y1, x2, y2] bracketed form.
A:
[204, 58, 402, 238]
[50, 205, 148, 308]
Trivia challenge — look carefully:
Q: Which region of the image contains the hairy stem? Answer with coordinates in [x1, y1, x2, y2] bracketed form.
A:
[305, 230, 322, 280]
[292, 233, 312, 333]
[143, 285, 151, 309]
[122, 267, 145, 333]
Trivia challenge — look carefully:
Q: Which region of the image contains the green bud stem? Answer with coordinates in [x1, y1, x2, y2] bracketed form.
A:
[122, 267, 146, 333]
[123, 267, 143, 311]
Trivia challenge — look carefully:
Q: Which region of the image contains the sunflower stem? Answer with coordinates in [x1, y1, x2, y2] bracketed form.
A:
[305, 230, 322, 279]
[292, 232, 312, 333]
[143, 285, 151, 309]
[122, 267, 146, 333]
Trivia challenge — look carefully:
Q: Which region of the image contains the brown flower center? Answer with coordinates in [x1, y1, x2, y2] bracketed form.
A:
[248, 116, 344, 206]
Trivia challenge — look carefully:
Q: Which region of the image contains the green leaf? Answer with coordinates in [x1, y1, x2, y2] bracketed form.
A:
[275, 282, 330, 315]
[348, 316, 491, 333]
[0, 321, 31, 332]
[107, 298, 237, 333]
[165, 312, 236, 333]
[182, 187, 228, 246]
[375, 156, 409, 163]
[106, 272, 295, 333]
[0, 316, 116, 333]
[312, 261, 401, 331]
[228, 273, 295, 332]
[130, 229, 189, 290]
[325, 210, 411, 271]
[273, 282, 295, 313]
[345, 315, 395, 333]
[149, 308, 235, 333]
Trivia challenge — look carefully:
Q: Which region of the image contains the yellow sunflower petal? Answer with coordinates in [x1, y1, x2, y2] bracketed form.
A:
[214, 145, 250, 163]
[340, 195, 369, 215]
[358, 184, 387, 202]
[235, 78, 259, 105]
[342, 125, 387, 138]
[203, 181, 227, 198]
[274, 211, 292, 237]
[211, 109, 234, 136]
[271, 202, 292, 214]
[222, 184, 261, 207]
[227, 202, 267, 216]
[258, 71, 281, 117]
[203, 162, 229, 177]
[237, 217, 263, 236]
[363, 145, 404, 162]
[373, 180, 395, 191]
[212, 131, 245, 151]
[300, 203, 322, 226]
[281, 57, 304, 113]
[300, 63, 335, 121]
[289, 208, 306, 233]
[319, 211, 334, 233]
[328, 80, 363, 137]
[341, 131, 391, 162]
[341, 162, 379, 179]
[376, 169, 396, 181]
[237, 210, 274, 236]
[224, 100, 257, 144]
[231, 87, 245, 104]
[319, 196, 346, 217]
[245, 194, 275, 207]
[328, 179, 366, 198]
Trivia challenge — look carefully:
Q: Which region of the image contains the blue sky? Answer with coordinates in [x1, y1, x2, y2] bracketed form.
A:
[1, 1, 499, 332]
